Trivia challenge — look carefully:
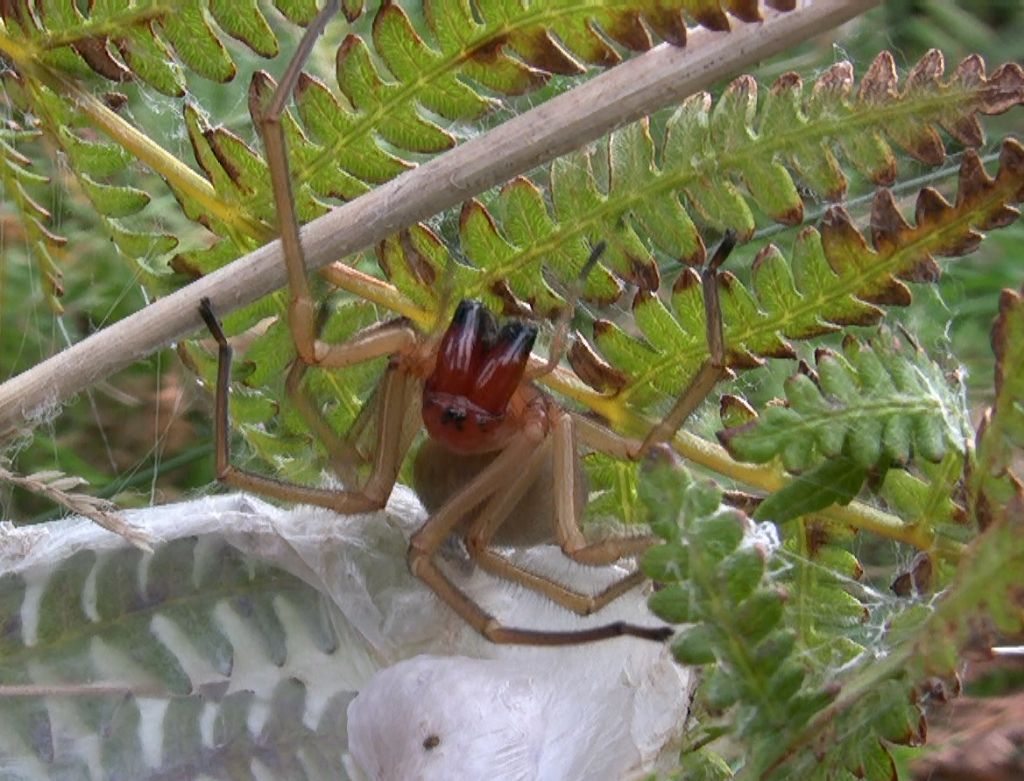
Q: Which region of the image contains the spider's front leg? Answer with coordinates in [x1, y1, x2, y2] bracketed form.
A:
[576, 231, 736, 463]
[540, 232, 735, 572]
[199, 298, 412, 514]
[253, 0, 374, 371]
[252, 0, 410, 479]
[634, 230, 735, 458]
[253, 0, 337, 365]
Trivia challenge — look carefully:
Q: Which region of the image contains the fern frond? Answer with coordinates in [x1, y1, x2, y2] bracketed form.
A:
[159, 1, 806, 289]
[5, 11, 1019, 341]
[640, 462, 929, 780]
[232, 113, 1022, 518]
[380, 51, 1023, 317]
[0, 71, 180, 290]
[777, 520, 866, 667]
[772, 484, 1024, 780]
[638, 466, 834, 766]
[729, 338, 971, 537]
[297, 0, 786, 180]
[969, 281, 1024, 526]
[0, 118, 66, 311]
[0, 534, 344, 776]
[0, 1, 325, 94]
[589, 138, 1023, 417]
[718, 330, 968, 473]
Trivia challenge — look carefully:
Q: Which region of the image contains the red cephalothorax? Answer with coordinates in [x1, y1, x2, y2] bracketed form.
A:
[422, 300, 537, 454]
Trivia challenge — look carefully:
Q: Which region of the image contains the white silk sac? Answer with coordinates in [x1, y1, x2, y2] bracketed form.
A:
[0, 489, 692, 781]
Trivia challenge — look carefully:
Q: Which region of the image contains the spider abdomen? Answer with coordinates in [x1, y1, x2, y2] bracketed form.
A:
[412, 436, 588, 547]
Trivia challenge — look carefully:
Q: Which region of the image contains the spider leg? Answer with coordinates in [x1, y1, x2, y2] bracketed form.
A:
[256, 0, 374, 369]
[254, 0, 340, 365]
[463, 431, 645, 615]
[285, 319, 419, 482]
[535, 234, 735, 466]
[471, 546, 645, 617]
[199, 298, 408, 513]
[408, 429, 670, 645]
[552, 412, 655, 564]
[284, 317, 415, 476]
[635, 231, 735, 458]
[285, 360, 353, 480]
[524, 241, 606, 381]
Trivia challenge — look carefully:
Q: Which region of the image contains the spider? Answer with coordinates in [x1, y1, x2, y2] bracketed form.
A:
[196, 2, 733, 646]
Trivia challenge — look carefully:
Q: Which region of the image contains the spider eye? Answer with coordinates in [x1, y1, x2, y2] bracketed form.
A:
[441, 406, 467, 427]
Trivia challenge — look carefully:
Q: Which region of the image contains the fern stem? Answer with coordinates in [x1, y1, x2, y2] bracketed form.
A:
[35, 3, 171, 50]
[670, 425, 963, 556]
[538, 358, 957, 555]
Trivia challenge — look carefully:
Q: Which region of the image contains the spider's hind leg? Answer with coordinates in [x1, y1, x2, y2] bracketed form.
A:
[408, 426, 670, 645]
[461, 431, 644, 615]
